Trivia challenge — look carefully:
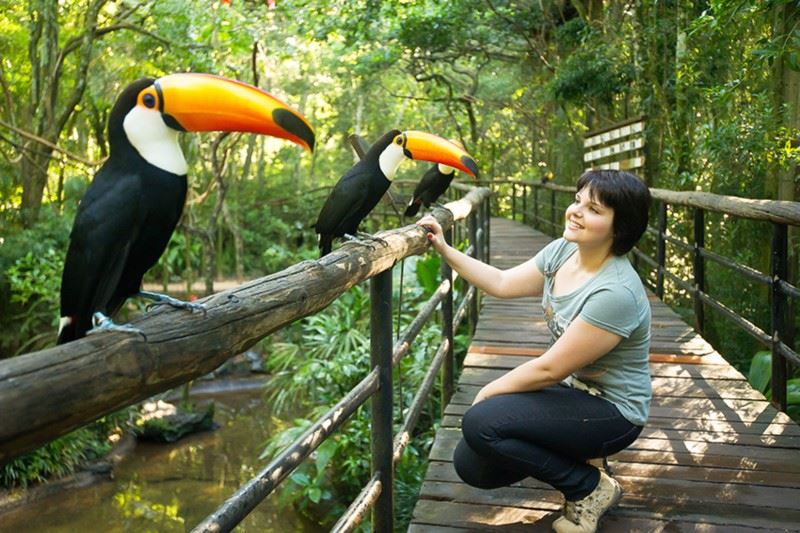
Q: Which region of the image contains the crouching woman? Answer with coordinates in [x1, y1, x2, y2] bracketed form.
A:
[417, 170, 652, 533]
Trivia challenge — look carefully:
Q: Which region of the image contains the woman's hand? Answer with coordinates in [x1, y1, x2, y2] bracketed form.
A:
[416, 215, 446, 252]
[472, 381, 500, 405]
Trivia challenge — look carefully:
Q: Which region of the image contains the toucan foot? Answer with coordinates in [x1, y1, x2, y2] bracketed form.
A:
[356, 231, 390, 249]
[342, 233, 376, 252]
[88, 312, 146, 340]
[140, 291, 207, 316]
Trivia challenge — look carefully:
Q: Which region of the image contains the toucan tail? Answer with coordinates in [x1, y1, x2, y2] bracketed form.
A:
[57, 316, 84, 345]
[319, 235, 333, 257]
[404, 199, 422, 218]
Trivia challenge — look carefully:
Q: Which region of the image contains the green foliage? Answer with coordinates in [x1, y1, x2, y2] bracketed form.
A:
[1, 410, 129, 489]
[415, 252, 442, 298]
[747, 351, 800, 422]
[0, 208, 69, 356]
[260, 256, 453, 529]
[551, 44, 635, 106]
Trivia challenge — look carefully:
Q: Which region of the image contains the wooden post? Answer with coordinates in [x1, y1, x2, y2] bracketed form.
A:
[468, 210, 478, 335]
[484, 196, 491, 263]
[441, 226, 454, 408]
[522, 184, 527, 224]
[370, 268, 393, 532]
[655, 201, 668, 299]
[533, 185, 539, 230]
[693, 208, 705, 334]
[770, 223, 789, 412]
[550, 189, 556, 236]
[511, 183, 517, 221]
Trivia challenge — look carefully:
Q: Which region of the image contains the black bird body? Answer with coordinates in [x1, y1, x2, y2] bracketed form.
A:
[59, 154, 187, 343]
[314, 130, 398, 256]
[57, 73, 314, 344]
[58, 79, 188, 344]
[314, 129, 478, 257]
[404, 163, 455, 217]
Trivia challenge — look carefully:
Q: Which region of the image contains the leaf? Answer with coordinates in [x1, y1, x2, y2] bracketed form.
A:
[314, 440, 336, 480]
[747, 351, 772, 394]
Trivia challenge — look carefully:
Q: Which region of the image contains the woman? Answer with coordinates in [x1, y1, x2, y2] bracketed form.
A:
[417, 170, 652, 533]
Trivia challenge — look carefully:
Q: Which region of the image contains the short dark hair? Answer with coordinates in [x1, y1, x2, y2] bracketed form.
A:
[576, 170, 651, 256]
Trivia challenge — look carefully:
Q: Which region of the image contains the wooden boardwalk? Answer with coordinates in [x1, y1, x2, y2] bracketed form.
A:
[410, 218, 800, 532]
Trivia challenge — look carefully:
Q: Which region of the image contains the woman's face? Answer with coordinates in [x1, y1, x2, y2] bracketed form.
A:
[563, 186, 615, 250]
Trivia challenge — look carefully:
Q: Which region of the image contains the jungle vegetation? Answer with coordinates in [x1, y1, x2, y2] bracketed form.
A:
[1, 0, 798, 529]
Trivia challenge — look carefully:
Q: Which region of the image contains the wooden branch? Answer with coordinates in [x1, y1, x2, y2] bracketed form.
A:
[0, 119, 106, 167]
[0, 188, 491, 465]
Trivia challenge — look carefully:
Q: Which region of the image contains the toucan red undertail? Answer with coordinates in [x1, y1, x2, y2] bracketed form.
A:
[313, 130, 478, 257]
[57, 73, 314, 344]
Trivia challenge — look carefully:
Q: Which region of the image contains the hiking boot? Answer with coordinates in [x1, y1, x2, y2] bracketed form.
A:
[552, 470, 622, 533]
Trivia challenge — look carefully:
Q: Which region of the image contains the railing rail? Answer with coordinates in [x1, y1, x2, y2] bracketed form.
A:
[481, 178, 799, 414]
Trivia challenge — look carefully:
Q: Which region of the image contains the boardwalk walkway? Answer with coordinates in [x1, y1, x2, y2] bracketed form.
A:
[410, 218, 800, 532]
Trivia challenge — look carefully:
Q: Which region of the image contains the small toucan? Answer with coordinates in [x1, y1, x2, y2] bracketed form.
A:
[314, 130, 478, 256]
[404, 163, 456, 217]
[57, 73, 314, 344]
[405, 140, 468, 217]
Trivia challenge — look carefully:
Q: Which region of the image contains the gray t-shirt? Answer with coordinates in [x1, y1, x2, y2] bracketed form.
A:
[534, 238, 652, 426]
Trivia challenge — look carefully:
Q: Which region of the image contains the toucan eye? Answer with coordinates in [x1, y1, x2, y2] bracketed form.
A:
[395, 137, 402, 145]
[142, 93, 156, 109]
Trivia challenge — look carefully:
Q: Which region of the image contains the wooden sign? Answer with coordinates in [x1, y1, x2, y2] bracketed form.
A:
[583, 116, 645, 175]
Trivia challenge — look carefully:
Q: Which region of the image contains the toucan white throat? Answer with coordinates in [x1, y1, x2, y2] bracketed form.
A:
[438, 163, 455, 174]
[123, 106, 188, 176]
[378, 142, 408, 181]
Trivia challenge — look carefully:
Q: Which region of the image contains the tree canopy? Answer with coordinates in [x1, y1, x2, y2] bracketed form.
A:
[0, 0, 798, 357]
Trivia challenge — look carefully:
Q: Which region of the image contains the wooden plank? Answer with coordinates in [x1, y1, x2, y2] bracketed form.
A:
[422, 455, 800, 489]
[411, 498, 796, 532]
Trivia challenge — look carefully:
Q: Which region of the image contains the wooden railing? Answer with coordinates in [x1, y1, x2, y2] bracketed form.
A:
[480, 179, 800, 413]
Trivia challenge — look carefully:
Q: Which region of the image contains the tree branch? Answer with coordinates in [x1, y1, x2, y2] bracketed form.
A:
[0, 119, 106, 166]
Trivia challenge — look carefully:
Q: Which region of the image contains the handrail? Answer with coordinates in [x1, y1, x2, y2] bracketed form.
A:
[491, 178, 798, 414]
[478, 178, 800, 225]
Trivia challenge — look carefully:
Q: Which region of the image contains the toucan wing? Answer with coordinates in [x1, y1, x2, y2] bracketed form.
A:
[411, 165, 440, 201]
[59, 170, 142, 341]
[315, 168, 372, 236]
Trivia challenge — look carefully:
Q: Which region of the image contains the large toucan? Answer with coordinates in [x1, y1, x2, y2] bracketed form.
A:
[57, 73, 314, 344]
[314, 130, 478, 256]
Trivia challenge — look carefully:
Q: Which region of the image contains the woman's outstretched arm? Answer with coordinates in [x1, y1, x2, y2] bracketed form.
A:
[417, 214, 544, 299]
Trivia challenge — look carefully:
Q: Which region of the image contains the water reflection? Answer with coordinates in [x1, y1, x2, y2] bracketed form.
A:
[3, 390, 323, 532]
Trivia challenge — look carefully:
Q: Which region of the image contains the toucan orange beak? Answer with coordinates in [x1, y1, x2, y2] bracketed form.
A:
[152, 73, 315, 151]
[402, 131, 478, 177]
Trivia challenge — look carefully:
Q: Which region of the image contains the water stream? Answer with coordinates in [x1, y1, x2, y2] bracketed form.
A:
[3, 388, 324, 532]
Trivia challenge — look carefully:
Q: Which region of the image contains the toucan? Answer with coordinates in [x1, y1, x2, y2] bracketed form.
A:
[314, 130, 478, 257]
[57, 73, 314, 344]
[404, 163, 457, 217]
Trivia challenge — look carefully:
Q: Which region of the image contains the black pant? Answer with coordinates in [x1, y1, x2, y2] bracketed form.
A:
[453, 384, 642, 501]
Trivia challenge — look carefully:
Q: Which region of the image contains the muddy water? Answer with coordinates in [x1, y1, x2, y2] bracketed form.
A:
[2, 389, 324, 532]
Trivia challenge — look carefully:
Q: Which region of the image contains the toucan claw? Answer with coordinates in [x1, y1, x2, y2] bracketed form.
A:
[88, 312, 147, 341]
[140, 291, 207, 316]
[357, 232, 390, 249]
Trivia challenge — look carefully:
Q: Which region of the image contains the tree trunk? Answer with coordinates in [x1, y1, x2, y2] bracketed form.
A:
[18, 0, 107, 226]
